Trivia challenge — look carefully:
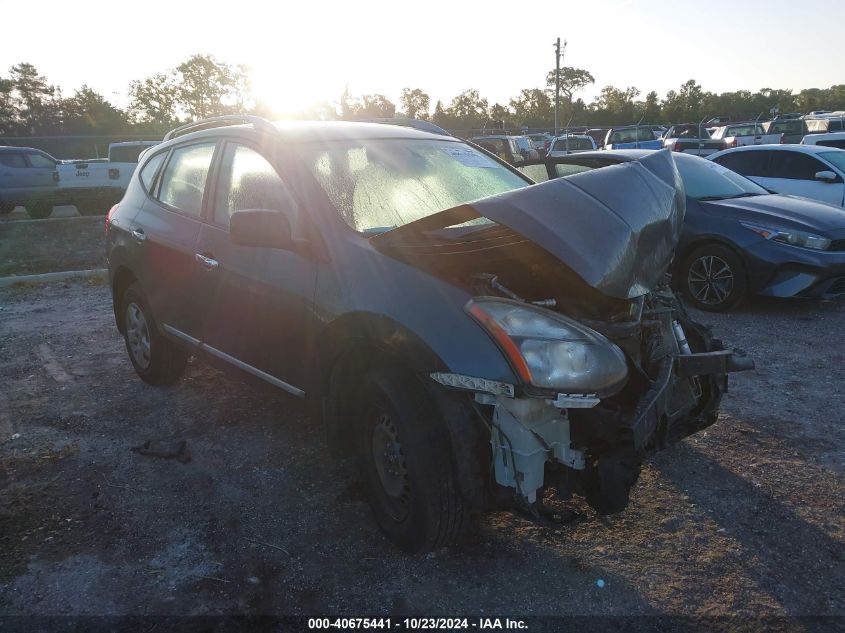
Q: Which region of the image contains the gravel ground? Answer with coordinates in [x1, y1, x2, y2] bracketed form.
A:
[0, 280, 843, 623]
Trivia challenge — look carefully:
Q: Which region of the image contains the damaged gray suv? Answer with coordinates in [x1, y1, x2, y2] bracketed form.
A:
[107, 116, 752, 552]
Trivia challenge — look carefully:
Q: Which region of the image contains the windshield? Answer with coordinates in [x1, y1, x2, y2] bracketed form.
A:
[673, 154, 768, 199]
[551, 138, 593, 151]
[819, 151, 845, 173]
[303, 139, 528, 233]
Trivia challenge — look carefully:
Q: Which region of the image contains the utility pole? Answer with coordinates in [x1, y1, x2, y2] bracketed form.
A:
[553, 38, 566, 137]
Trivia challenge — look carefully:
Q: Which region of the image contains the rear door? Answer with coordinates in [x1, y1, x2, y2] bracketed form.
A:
[765, 150, 843, 205]
[133, 141, 217, 342]
[194, 141, 317, 393]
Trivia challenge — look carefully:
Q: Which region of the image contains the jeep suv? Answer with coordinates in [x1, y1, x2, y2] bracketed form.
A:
[107, 116, 750, 552]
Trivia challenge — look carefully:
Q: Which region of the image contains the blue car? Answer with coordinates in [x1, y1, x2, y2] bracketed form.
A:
[520, 149, 845, 311]
[603, 126, 663, 151]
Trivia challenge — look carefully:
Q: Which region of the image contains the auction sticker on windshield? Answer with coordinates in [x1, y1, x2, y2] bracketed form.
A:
[441, 146, 497, 167]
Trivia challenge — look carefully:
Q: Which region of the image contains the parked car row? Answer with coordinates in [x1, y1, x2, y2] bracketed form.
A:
[0, 141, 159, 218]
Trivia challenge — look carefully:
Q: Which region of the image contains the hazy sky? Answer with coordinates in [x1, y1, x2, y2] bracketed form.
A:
[2, 0, 843, 114]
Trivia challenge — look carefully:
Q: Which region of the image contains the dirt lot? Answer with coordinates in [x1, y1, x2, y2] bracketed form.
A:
[0, 278, 843, 625]
[0, 216, 106, 277]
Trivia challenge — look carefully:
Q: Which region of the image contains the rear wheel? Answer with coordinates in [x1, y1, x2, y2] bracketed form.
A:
[355, 368, 470, 553]
[121, 283, 187, 385]
[682, 244, 747, 311]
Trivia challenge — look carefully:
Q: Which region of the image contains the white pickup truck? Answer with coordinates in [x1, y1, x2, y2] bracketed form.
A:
[56, 141, 159, 214]
[709, 123, 780, 148]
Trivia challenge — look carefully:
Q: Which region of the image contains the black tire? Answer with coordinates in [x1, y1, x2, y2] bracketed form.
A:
[355, 368, 470, 553]
[26, 203, 53, 219]
[681, 243, 747, 311]
[579, 454, 643, 515]
[121, 283, 188, 386]
[0, 203, 14, 214]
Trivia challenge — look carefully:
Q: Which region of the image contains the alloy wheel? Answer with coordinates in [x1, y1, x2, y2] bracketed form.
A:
[687, 255, 734, 306]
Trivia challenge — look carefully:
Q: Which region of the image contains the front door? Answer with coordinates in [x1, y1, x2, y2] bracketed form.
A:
[195, 141, 317, 394]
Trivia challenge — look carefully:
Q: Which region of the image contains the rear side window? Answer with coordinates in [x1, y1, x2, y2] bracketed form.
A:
[768, 151, 827, 180]
[714, 151, 770, 177]
[0, 153, 26, 168]
[213, 144, 297, 228]
[157, 143, 215, 216]
[818, 140, 845, 150]
[27, 153, 56, 168]
[553, 163, 595, 178]
[518, 164, 550, 182]
[139, 152, 166, 192]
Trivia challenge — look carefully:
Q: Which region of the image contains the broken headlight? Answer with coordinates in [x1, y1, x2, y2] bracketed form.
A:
[466, 297, 629, 393]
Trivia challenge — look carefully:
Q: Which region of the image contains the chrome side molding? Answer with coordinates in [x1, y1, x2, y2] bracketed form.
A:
[162, 324, 305, 398]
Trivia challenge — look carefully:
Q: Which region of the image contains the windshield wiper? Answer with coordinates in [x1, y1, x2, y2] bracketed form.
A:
[698, 192, 760, 201]
[725, 192, 761, 199]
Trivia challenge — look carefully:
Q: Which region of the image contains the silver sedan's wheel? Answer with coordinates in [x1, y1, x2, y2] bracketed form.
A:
[125, 302, 151, 369]
[687, 255, 734, 306]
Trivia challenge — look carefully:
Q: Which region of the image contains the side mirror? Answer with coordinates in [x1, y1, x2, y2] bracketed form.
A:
[230, 209, 293, 249]
[815, 170, 838, 183]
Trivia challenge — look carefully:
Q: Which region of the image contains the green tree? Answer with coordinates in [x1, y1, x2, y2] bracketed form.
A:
[509, 88, 553, 127]
[446, 89, 488, 129]
[358, 94, 396, 118]
[339, 85, 358, 119]
[174, 54, 249, 119]
[400, 88, 430, 119]
[488, 102, 511, 129]
[591, 85, 640, 124]
[662, 79, 706, 122]
[61, 85, 127, 134]
[431, 99, 447, 127]
[643, 91, 661, 122]
[0, 76, 16, 134]
[10, 63, 57, 134]
[128, 73, 181, 125]
[545, 67, 595, 102]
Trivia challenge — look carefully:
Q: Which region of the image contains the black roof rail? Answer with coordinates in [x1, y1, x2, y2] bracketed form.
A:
[162, 115, 277, 142]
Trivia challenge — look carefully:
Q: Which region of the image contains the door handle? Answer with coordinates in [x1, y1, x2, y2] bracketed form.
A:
[195, 253, 219, 271]
[131, 228, 146, 243]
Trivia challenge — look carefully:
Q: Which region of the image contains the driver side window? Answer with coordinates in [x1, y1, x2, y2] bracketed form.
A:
[214, 144, 297, 228]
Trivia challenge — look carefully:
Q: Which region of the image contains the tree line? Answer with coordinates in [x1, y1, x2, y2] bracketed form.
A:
[2, 54, 845, 141]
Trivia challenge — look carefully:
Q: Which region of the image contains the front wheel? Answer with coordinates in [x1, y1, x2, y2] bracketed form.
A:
[121, 283, 188, 385]
[681, 244, 747, 311]
[356, 368, 470, 553]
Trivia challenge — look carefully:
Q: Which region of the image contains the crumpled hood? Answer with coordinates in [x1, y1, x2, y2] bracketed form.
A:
[466, 149, 686, 299]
